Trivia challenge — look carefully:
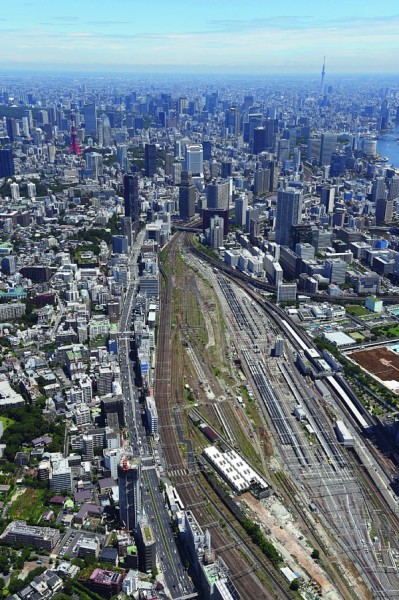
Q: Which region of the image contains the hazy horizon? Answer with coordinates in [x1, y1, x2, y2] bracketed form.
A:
[1, 0, 399, 75]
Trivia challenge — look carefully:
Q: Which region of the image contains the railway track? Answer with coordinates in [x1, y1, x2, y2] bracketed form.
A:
[181, 232, 399, 597]
[156, 233, 280, 599]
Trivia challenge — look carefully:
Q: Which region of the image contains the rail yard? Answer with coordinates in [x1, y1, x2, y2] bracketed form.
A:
[153, 230, 399, 600]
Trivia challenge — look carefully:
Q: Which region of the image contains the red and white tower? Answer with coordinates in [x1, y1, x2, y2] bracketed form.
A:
[69, 113, 81, 155]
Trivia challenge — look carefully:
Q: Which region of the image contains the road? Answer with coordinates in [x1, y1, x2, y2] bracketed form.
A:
[118, 231, 195, 599]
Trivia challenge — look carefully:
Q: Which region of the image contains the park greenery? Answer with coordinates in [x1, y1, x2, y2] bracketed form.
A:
[370, 323, 399, 338]
[1, 404, 65, 463]
[345, 305, 370, 317]
[71, 214, 120, 258]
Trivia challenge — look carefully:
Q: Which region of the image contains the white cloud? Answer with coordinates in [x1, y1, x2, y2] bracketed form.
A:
[0, 14, 398, 72]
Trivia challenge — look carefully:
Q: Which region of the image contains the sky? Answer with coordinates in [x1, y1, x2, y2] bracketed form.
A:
[1, 0, 399, 74]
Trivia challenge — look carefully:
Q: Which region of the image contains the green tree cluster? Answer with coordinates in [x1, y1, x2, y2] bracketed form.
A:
[8, 566, 45, 594]
[241, 518, 281, 566]
[1, 404, 65, 462]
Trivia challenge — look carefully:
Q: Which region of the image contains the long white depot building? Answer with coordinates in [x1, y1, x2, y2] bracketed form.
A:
[203, 446, 268, 493]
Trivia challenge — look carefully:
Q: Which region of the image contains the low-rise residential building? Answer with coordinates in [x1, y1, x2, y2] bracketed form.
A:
[0, 520, 60, 550]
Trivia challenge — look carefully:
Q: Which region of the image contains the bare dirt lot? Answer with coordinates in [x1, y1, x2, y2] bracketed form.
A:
[348, 346, 399, 382]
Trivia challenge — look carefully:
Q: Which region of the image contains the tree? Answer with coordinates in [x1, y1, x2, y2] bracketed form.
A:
[0, 555, 8, 574]
[290, 578, 300, 591]
[311, 548, 320, 560]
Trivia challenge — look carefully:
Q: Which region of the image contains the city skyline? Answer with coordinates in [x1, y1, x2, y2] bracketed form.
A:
[1, 0, 399, 73]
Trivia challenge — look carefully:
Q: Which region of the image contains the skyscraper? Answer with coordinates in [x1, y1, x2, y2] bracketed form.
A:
[116, 145, 128, 171]
[202, 140, 212, 161]
[209, 215, 224, 249]
[206, 178, 230, 210]
[375, 198, 394, 224]
[137, 517, 156, 573]
[179, 171, 196, 220]
[225, 106, 240, 136]
[10, 182, 20, 201]
[253, 127, 267, 154]
[85, 152, 103, 178]
[101, 115, 111, 147]
[118, 456, 141, 532]
[124, 174, 140, 222]
[320, 133, 337, 166]
[145, 143, 157, 177]
[320, 186, 335, 213]
[371, 177, 387, 201]
[6, 118, 18, 142]
[254, 169, 271, 196]
[234, 194, 248, 226]
[120, 217, 133, 248]
[0, 148, 14, 178]
[277, 138, 290, 163]
[185, 144, 203, 175]
[388, 175, 399, 200]
[275, 187, 303, 247]
[83, 102, 97, 138]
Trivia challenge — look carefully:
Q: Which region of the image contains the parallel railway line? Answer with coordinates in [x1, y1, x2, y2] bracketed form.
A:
[156, 233, 281, 599]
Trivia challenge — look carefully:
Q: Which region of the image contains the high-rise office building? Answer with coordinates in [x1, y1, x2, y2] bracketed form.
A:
[388, 175, 399, 200]
[179, 171, 196, 220]
[254, 169, 271, 196]
[85, 152, 103, 178]
[172, 161, 182, 185]
[1, 255, 17, 275]
[206, 178, 229, 210]
[234, 194, 248, 226]
[253, 127, 267, 154]
[101, 115, 111, 147]
[10, 182, 20, 201]
[0, 148, 14, 178]
[324, 259, 347, 285]
[371, 177, 387, 201]
[124, 174, 140, 222]
[320, 133, 337, 165]
[27, 182, 36, 198]
[375, 198, 394, 224]
[6, 118, 18, 142]
[245, 113, 262, 144]
[225, 106, 240, 136]
[164, 152, 174, 176]
[221, 160, 232, 178]
[112, 235, 129, 254]
[307, 137, 322, 163]
[118, 456, 141, 532]
[277, 139, 290, 163]
[120, 217, 133, 247]
[137, 517, 156, 573]
[144, 144, 157, 177]
[116, 145, 128, 171]
[275, 187, 303, 247]
[330, 153, 346, 176]
[185, 144, 203, 175]
[209, 215, 224, 249]
[320, 186, 335, 213]
[202, 140, 212, 161]
[264, 118, 277, 149]
[83, 102, 97, 138]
